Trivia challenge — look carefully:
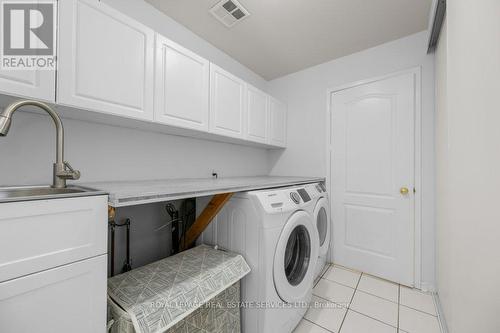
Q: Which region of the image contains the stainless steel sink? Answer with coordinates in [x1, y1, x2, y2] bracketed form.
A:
[0, 185, 106, 202]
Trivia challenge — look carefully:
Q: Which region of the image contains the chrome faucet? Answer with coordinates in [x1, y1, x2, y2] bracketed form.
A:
[0, 100, 80, 188]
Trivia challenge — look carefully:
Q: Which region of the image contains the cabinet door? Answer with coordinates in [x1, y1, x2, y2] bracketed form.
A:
[0, 69, 55, 102]
[154, 35, 209, 131]
[269, 97, 287, 147]
[0, 255, 107, 333]
[209, 64, 246, 138]
[246, 85, 268, 143]
[0, 195, 107, 283]
[58, 0, 154, 121]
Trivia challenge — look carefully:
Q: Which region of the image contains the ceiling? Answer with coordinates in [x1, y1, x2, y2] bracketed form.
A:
[145, 0, 432, 80]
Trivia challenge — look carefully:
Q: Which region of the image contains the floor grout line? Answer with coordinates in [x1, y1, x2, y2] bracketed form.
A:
[399, 303, 439, 317]
[302, 317, 336, 333]
[354, 288, 400, 305]
[399, 285, 439, 316]
[397, 284, 401, 331]
[347, 307, 399, 329]
[314, 264, 333, 288]
[360, 271, 401, 285]
[311, 292, 350, 310]
[321, 275, 360, 290]
[313, 278, 356, 293]
[337, 272, 363, 332]
[321, 263, 333, 277]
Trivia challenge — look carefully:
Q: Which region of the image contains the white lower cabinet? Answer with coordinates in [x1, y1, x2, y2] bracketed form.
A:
[154, 34, 209, 131]
[0, 196, 108, 282]
[0, 195, 108, 333]
[269, 97, 287, 147]
[209, 64, 246, 139]
[57, 0, 155, 121]
[0, 255, 107, 333]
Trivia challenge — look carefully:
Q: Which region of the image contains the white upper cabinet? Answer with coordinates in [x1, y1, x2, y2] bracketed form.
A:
[0, 70, 55, 103]
[269, 97, 287, 147]
[154, 35, 209, 131]
[246, 85, 268, 144]
[0, 0, 57, 102]
[209, 64, 246, 139]
[57, 0, 155, 121]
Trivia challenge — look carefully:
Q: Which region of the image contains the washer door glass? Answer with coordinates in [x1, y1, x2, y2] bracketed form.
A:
[273, 210, 319, 304]
[284, 225, 311, 286]
[316, 207, 328, 246]
[315, 197, 331, 256]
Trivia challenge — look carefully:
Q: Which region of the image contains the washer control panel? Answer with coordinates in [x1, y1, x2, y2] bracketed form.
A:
[250, 183, 327, 214]
[303, 182, 328, 201]
[297, 188, 311, 202]
[290, 192, 301, 204]
[251, 188, 310, 213]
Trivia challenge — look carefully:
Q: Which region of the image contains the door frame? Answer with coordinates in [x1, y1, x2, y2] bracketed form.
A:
[325, 67, 422, 288]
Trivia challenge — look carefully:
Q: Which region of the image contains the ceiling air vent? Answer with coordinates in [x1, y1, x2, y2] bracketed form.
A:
[210, 0, 250, 28]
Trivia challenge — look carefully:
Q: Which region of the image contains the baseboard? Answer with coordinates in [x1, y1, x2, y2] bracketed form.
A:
[433, 293, 449, 333]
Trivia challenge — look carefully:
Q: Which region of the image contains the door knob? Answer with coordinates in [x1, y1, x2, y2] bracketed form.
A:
[400, 187, 409, 195]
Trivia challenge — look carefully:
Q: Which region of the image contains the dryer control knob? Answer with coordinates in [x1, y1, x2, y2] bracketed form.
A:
[290, 192, 300, 204]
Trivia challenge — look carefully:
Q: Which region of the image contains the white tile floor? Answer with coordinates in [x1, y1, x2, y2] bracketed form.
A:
[294, 264, 442, 333]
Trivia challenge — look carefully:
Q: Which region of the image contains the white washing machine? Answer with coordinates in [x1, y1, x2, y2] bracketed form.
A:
[302, 182, 331, 281]
[198, 186, 319, 333]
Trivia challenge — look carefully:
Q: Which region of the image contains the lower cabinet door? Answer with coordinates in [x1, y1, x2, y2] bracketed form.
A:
[0, 195, 108, 283]
[0, 255, 107, 333]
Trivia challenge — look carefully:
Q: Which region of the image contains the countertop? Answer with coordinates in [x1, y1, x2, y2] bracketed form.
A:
[83, 176, 324, 207]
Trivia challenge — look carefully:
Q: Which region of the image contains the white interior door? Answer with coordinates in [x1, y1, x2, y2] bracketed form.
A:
[330, 71, 416, 286]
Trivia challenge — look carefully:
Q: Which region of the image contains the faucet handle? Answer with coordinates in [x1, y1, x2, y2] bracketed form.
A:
[59, 161, 81, 180]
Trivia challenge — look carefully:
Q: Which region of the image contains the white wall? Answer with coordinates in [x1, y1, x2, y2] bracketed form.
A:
[435, 14, 450, 332]
[0, 111, 269, 185]
[435, 1, 500, 332]
[268, 31, 436, 289]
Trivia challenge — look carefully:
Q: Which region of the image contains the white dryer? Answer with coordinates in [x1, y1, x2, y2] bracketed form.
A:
[198, 186, 319, 333]
[303, 182, 331, 281]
